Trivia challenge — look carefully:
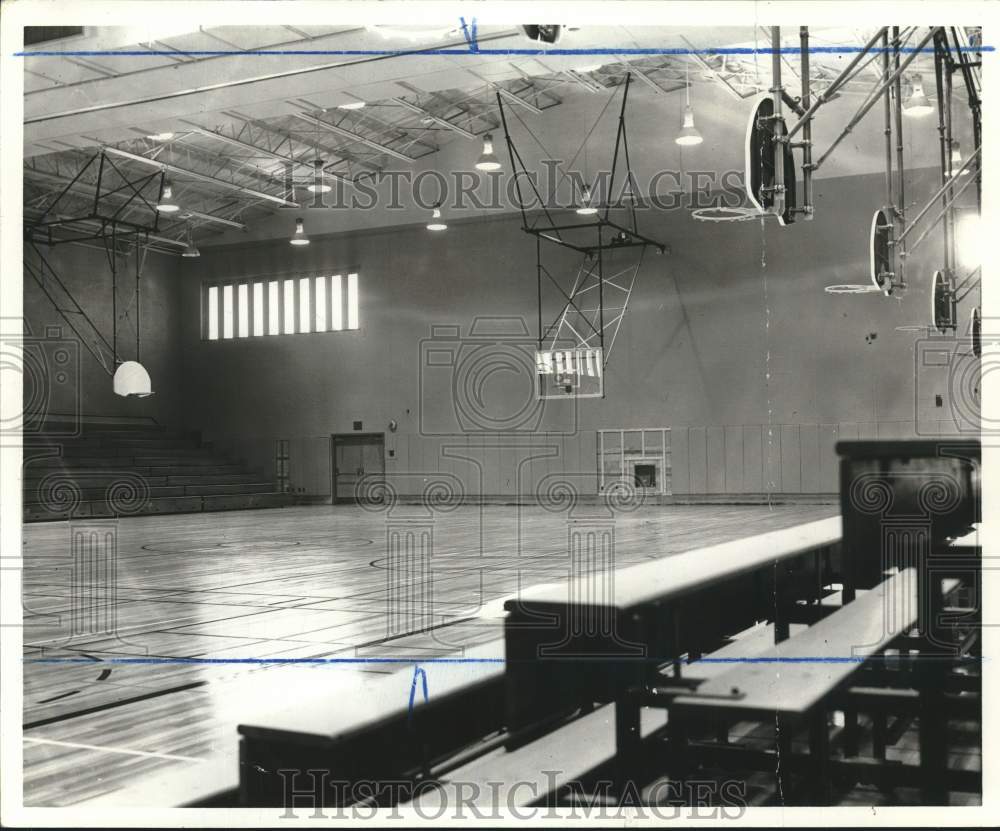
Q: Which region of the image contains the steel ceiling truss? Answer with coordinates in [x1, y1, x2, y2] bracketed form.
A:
[25, 30, 971, 253]
[498, 73, 669, 368]
[24, 150, 164, 247]
[24, 223, 151, 377]
[25, 149, 257, 247]
[23, 151, 159, 374]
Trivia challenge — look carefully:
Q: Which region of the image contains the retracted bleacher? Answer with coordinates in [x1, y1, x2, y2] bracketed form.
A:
[235, 439, 980, 808]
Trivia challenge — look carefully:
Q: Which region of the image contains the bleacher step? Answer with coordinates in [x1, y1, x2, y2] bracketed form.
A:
[23, 419, 290, 521]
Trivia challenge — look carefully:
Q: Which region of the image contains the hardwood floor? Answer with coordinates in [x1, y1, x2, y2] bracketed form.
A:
[21, 503, 837, 806]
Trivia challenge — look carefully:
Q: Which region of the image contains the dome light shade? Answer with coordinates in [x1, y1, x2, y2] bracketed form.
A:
[157, 181, 180, 213]
[113, 361, 154, 398]
[290, 217, 310, 246]
[427, 206, 447, 231]
[475, 134, 501, 171]
[576, 186, 598, 215]
[904, 74, 933, 116]
[675, 105, 703, 146]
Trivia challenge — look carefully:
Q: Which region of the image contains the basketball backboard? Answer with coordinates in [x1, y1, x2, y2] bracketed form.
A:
[536, 347, 604, 399]
[745, 95, 797, 226]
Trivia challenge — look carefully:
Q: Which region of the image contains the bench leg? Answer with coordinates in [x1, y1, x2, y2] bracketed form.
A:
[809, 710, 833, 805]
[872, 713, 887, 760]
[918, 665, 949, 805]
[775, 714, 793, 802]
[614, 693, 642, 793]
[843, 708, 859, 758]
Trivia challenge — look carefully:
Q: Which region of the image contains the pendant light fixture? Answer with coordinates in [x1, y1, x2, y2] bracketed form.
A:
[156, 179, 180, 213]
[576, 185, 598, 215]
[181, 223, 200, 258]
[951, 141, 968, 175]
[307, 159, 332, 193]
[113, 361, 154, 397]
[475, 133, 501, 171]
[675, 62, 703, 147]
[289, 217, 310, 246]
[903, 74, 933, 117]
[427, 205, 447, 231]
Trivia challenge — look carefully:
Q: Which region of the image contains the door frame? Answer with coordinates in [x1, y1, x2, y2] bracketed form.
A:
[330, 432, 386, 504]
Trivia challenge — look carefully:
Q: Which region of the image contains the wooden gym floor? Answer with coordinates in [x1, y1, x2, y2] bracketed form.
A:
[21, 503, 837, 806]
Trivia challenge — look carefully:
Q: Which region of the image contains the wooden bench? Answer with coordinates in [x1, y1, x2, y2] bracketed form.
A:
[671, 569, 918, 723]
[237, 639, 506, 807]
[504, 517, 843, 735]
[405, 616, 800, 810]
[668, 568, 977, 804]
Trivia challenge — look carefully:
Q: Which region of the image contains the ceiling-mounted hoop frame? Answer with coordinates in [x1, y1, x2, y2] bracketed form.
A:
[932, 269, 958, 334]
[870, 207, 895, 295]
[744, 94, 797, 227]
[972, 307, 982, 358]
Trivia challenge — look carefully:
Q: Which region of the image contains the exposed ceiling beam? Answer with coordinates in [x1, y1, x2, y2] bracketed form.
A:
[25, 214, 188, 249]
[391, 98, 477, 140]
[23, 165, 247, 229]
[181, 124, 356, 187]
[678, 35, 746, 101]
[293, 113, 417, 163]
[626, 64, 667, 95]
[563, 70, 606, 94]
[175, 206, 246, 230]
[101, 146, 298, 206]
[185, 124, 301, 162]
[222, 111, 383, 177]
[495, 85, 544, 115]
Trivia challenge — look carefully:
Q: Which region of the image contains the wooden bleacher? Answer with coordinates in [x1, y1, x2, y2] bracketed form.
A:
[227, 439, 980, 808]
[23, 417, 292, 520]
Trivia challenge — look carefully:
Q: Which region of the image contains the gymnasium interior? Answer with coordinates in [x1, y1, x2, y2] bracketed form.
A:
[11, 14, 987, 816]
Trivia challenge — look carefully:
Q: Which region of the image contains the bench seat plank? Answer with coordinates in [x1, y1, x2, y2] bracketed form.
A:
[671, 569, 917, 722]
[406, 705, 666, 809]
[238, 639, 505, 745]
[511, 516, 841, 612]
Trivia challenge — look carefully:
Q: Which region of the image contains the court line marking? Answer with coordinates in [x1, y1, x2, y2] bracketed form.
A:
[23, 736, 204, 764]
[23, 681, 207, 730]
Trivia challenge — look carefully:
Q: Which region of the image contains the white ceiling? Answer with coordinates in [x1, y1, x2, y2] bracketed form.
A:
[21, 24, 979, 251]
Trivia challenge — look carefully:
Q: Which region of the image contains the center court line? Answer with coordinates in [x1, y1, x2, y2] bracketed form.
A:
[23, 736, 204, 764]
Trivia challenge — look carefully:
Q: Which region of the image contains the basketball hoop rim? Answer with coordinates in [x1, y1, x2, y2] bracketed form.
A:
[691, 205, 765, 223]
[824, 284, 883, 295]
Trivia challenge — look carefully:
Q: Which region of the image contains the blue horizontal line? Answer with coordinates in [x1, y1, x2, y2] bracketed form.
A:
[13, 45, 992, 58]
[24, 655, 979, 665]
[25, 656, 506, 664]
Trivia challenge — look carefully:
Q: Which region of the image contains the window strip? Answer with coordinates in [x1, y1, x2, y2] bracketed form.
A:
[205, 273, 359, 339]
